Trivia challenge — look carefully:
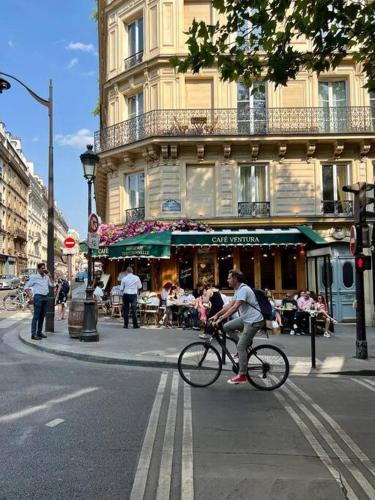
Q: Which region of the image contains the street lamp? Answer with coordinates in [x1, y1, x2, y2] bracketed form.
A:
[80, 144, 99, 342]
[0, 71, 55, 332]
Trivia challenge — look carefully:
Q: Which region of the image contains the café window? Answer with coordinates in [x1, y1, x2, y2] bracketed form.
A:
[217, 248, 233, 289]
[126, 172, 145, 209]
[197, 249, 215, 286]
[239, 249, 255, 287]
[322, 164, 350, 215]
[260, 251, 275, 290]
[178, 252, 194, 290]
[281, 249, 297, 290]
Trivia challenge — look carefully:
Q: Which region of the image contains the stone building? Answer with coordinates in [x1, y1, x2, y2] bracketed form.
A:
[94, 0, 375, 322]
[54, 204, 69, 275]
[0, 123, 29, 275]
[27, 163, 48, 272]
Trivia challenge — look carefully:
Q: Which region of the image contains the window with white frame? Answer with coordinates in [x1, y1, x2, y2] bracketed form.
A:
[237, 82, 266, 134]
[238, 164, 269, 216]
[318, 80, 348, 132]
[128, 92, 144, 119]
[126, 18, 143, 69]
[370, 92, 375, 130]
[322, 163, 351, 215]
[126, 172, 145, 209]
[237, 8, 262, 50]
[127, 91, 144, 140]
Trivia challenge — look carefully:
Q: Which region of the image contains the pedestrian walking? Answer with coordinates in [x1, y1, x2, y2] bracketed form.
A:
[55, 277, 69, 320]
[24, 262, 54, 340]
[120, 266, 142, 329]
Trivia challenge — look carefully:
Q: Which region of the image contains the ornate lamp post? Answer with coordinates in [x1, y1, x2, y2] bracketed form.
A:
[0, 72, 55, 332]
[80, 144, 99, 342]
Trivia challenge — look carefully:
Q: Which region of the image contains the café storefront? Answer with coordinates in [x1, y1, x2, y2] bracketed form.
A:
[99, 227, 327, 296]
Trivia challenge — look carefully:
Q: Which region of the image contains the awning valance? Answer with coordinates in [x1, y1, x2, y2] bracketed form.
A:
[79, 241, 109, 257]
[171, 227, 326, 247]
[108, 231, 172, 259]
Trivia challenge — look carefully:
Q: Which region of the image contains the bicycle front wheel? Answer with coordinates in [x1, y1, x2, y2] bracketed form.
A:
[4, 296, 18, 311]
[178, 342, 222, 387]
[247, 344, 289, 391]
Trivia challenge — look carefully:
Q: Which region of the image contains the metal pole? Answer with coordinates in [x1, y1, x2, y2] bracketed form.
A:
[45, 79, 54, 332]
[309, 314, 316, 369]
[355, 266, 368, 359]
[87, 180, 92, 287]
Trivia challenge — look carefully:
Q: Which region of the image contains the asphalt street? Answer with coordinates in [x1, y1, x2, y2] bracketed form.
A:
[1, 311, 375, 499]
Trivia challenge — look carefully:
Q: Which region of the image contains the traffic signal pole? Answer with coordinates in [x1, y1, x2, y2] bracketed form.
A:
[355, 266, 368, 359]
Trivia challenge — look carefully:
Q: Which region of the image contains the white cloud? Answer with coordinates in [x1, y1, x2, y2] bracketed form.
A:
[8, 40, 14, 48]
[32, 137, 39, 142]
[66, 42, 98, 56]
[81, 70, 96, 77]
[67, 58, 79, 69]
[56, 129, 94, 149]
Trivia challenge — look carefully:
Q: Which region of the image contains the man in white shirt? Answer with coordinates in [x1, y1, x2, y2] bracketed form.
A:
[180, 289, 200, 330]
[24, 262, 54, 340]
[120, 266, 142, 328]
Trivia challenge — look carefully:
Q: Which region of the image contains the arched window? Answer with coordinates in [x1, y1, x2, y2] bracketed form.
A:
[342, 261, 354, 288]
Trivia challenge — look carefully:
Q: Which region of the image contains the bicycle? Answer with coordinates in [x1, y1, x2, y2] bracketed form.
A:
[177, 324, 289, 390]
[3, 287, 32, 311]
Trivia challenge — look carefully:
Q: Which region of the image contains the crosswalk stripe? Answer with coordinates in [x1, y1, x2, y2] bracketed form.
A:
[181, 378, 194, 500]
[156, 372, 179, 500]
[281, 383, 375, 498]
[351, 378, 375, 393]
[130, 371, 168, 500]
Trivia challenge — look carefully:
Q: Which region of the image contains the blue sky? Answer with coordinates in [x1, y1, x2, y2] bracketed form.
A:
[0, 0, 99, 237]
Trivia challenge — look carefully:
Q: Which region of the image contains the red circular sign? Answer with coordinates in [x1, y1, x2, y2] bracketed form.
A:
[64, 237, 76, 249]
[349, 225, 357, 256]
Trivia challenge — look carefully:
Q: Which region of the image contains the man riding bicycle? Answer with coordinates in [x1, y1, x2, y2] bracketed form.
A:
[212, 269, 264, 385]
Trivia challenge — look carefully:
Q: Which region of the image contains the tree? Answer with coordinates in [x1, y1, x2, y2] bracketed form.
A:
[171, 0, 375, 91]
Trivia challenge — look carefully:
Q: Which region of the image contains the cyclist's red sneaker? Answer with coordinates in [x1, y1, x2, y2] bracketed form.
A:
[227, 374, 247, 385]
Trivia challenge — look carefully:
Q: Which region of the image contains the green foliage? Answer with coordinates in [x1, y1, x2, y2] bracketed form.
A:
[90, 2, 98, 22]
[92, 96, 100, 117]
[171, 0, 375, 91]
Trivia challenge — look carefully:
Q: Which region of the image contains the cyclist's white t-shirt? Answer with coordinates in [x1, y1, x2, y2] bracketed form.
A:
[234, 284, 263, 324]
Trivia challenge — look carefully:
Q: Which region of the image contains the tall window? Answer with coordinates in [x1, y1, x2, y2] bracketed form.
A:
[126, 172, 145, 209]
[237, 82, 266, 134]
[370, 92, 375, 131]
[128, 92, 144, 118]
[128, 92, 144, 140]
[237, 8, 262, 50]
[238, 164, 269, 216]
[318, 80, 347, 132]
[322, 164, 351, 215]
[128, 18, 143, 57]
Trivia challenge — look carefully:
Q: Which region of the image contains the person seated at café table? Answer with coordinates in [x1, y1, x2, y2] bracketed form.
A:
[180, 288, 200, 330]
[266, 290, 283, 327]
[281, 291, 298, 333]
[292, 290, 315, 336]
[316, 294, 337, 338]
[94, 281, 112, 311]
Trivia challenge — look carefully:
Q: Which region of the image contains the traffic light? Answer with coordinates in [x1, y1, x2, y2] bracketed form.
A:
[355, 253, 372, 271]
[343, 182, 375, 224]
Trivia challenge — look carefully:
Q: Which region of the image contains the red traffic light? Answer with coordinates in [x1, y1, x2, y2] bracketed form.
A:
[355, 254, 372, 271]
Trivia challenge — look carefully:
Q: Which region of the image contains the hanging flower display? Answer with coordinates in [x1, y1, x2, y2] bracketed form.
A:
[100, 219, 210, 245]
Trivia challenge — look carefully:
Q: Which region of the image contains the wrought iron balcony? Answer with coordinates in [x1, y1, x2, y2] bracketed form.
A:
[322, 200, 353, 216]
[94, 107, 375, 153]
[238, 202, 271, 217]
[124, 51, 143, 70]
[14, 229, 27, 240]
[126, 207, 145, 222]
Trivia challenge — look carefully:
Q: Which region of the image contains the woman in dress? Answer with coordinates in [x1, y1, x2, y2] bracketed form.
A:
[316, 295, 337, 338]
[266, 289, 283, 327]
[199, 282, 224, 339]
[55, 277, 69, 320]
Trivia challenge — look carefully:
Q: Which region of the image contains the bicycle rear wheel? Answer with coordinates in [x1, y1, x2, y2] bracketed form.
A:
[178, 342, 222, 387]
[4, 296, 18, 311]
[247, 344, 289, 391]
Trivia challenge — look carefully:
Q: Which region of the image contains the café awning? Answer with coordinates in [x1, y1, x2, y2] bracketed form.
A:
[108, 231, 172, 259]
[79, 241, 109, 258]
[171, 226, 327, 247]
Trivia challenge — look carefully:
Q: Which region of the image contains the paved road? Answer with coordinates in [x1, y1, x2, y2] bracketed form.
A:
[1, 313, 375, 499]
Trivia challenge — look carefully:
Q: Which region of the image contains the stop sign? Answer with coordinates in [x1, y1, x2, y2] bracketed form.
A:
[64, 237, 76, 249]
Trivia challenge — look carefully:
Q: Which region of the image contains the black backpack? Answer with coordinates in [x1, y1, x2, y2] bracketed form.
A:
[61, 280, 70, 295]
[252, 288, 273, 321]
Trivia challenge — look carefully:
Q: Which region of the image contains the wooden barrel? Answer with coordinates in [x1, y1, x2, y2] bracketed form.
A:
[68, 299, 85, 338]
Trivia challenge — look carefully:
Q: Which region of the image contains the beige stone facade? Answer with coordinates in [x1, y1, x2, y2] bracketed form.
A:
[0, 123, 29, 275]
[27, 164, 48, 273]
[95, 0, 375, 322]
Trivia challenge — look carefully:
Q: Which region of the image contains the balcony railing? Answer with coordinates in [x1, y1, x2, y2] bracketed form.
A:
[124, 50, 143, 70]
[94, 107, 375, 153]
[322, 200, 353, 216]
[14, 229, 27, 240]
[126, 207, 145, 222]
[238, 202, 271, 217]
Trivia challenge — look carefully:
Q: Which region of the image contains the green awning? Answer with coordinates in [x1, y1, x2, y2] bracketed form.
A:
[108, 231, 172, 259]
[297, 226, 327, 245]
[79, 241, 109, 257]
[171, 227, 327, 247]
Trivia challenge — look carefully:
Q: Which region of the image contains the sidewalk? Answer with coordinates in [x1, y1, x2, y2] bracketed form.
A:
[18, 317, 375, 375]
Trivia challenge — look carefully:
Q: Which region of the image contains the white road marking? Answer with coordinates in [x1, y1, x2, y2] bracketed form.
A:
[130, 371, 168, 500]
[281, 383, 375, 498]
[181, 378, 194, 500]
[320, 356, 345, 372]
[0, 387, 98, 424]
[156, 372, 179, 500]
[364, 378, 375, 387]
[274, 390, 358, 500]
[46, 418, 65, 428]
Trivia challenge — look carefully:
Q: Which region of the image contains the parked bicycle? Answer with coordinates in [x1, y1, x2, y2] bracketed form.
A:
[3, 287, 32, 311]
[178, 324, 289, 390]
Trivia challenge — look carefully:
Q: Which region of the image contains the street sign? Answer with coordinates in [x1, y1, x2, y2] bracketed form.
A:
[64, 236, 76, 249]
[349, 225, 357, 256]
[87, 232, 100, 249]
[88, 213, 99, 233]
